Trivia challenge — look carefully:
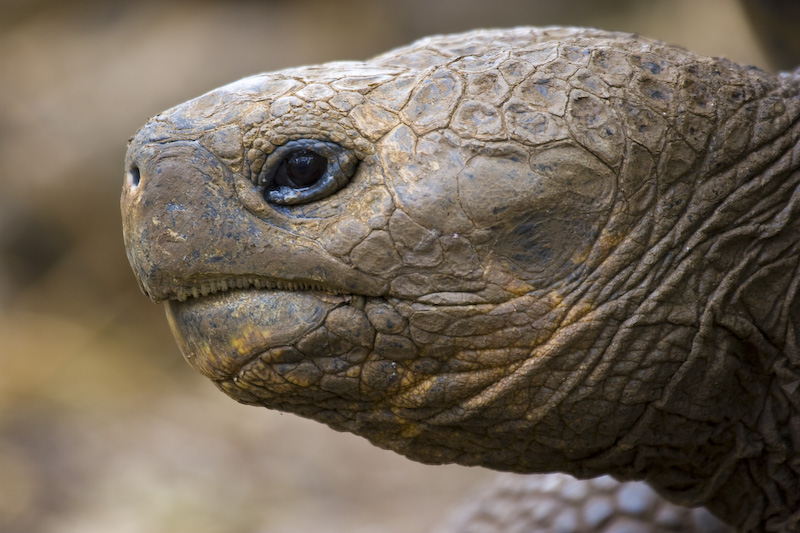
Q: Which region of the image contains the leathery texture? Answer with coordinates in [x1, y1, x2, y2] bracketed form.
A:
[121, 28, 800, 531]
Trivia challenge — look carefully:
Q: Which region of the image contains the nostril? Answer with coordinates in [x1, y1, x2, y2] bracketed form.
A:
[127, 165, 141, 189]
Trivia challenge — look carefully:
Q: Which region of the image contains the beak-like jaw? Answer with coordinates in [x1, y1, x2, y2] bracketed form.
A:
[121, 130, 385, 303]
[122, 135, 255, 303]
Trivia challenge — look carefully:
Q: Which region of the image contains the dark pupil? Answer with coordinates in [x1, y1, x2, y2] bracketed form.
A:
[277, 150, 327, 188]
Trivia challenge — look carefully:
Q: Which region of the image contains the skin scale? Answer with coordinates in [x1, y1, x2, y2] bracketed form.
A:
[121, 27, 800, 531]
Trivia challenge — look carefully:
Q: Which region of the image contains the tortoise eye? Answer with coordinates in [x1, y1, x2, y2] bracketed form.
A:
[258, 140, 358, 205]
[274, 150, 328, 189]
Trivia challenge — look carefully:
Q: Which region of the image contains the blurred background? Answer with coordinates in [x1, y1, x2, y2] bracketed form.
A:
[0, 0, 786, 531]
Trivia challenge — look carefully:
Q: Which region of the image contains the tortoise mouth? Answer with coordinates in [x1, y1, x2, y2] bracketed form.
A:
[166, 276, 349, 302]
[165, 288, 354, 380]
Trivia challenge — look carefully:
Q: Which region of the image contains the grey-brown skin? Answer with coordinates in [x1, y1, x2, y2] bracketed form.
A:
[121, 27, 800, 531]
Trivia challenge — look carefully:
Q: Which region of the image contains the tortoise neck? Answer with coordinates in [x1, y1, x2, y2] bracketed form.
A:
[578, 147, 800, 530]
[647, 162, 800, 530]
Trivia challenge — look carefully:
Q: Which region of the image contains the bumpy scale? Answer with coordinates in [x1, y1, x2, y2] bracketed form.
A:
[122, 28, 800, 531]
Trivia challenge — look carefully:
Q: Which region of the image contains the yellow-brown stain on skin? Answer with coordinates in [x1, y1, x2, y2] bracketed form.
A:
[506, 278, 534, 295]
[230, 324, 270, 357]
[569, 246, 592, 266]
[595, 228, 625, 257]
[561, 302, 596, 328]
[399, 423, 422, 439]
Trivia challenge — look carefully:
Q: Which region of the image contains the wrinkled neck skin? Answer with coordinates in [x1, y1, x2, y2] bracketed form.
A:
[121, 29, 800, 531]
[576, 135, 800, 531]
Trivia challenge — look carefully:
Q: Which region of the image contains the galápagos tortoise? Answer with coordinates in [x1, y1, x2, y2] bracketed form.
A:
[121, 27, 800, 531]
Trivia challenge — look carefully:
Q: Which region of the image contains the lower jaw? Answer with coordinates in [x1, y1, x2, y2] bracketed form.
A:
[165, 288, 352, 380]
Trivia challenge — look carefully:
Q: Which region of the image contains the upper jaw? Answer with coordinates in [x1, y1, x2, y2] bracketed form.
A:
[122, 133, 388, 305]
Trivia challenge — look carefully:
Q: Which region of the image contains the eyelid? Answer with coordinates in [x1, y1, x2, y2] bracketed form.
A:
[257, 140, 358, 205]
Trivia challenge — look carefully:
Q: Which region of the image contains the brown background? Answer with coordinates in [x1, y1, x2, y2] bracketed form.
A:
[0, 1, 773, 532]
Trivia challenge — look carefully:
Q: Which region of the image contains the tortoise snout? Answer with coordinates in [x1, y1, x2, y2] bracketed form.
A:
[120, 137, 232, 302]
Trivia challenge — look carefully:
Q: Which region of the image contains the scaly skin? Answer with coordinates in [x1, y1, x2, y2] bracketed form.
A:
[436, 473, 730, 532]
[121, 28, 800, 531]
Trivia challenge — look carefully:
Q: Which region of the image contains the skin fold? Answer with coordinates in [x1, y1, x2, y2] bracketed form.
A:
[121, 27, 800, 531]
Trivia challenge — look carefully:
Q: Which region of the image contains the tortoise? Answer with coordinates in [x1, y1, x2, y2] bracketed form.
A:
[122, 26, 800, 531]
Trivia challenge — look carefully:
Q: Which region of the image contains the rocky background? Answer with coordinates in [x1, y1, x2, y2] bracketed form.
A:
[0, 1, 775, 532]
